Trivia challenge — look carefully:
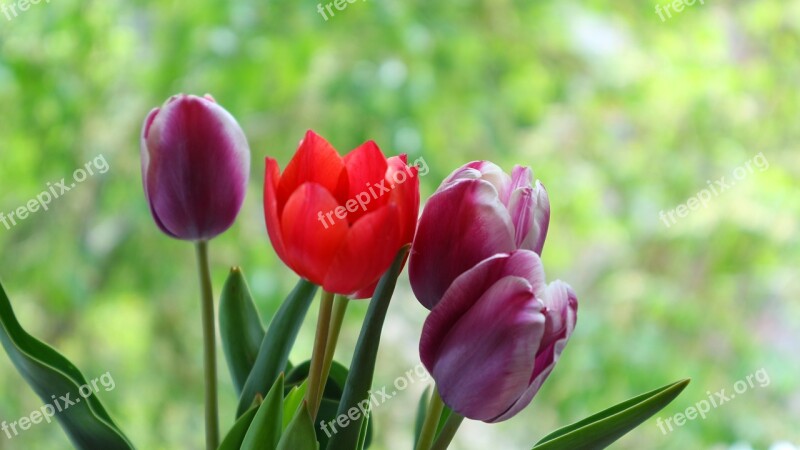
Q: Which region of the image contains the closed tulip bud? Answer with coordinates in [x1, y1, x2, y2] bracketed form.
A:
[141, 94, 250, 241]
[410, 161, 550, 309]
[419, 250, 577, 422]
[263, 130, 420, 297]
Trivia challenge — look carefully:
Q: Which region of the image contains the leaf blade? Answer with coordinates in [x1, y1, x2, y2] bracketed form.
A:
[532, 378, 691, 450]
[237, 278, 318, 417]
[0, 281, 133, 450]
[219, 267, 265, 396]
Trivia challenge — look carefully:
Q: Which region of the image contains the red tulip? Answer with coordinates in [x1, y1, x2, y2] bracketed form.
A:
[141, 94, 250, 241]
[419, 250, 577, 422]
[409, 161, 549, 309]
[264, 130, 420, 297]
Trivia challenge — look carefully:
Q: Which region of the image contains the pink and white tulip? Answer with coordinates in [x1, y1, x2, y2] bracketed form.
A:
[409, 161, 550, 309]
[419, 250, 577, 422]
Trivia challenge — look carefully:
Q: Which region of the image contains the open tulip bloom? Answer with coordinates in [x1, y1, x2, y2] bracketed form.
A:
[0, 104, 690, 450]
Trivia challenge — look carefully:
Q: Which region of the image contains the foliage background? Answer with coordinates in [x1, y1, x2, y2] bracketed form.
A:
[1, 0, 798, 449]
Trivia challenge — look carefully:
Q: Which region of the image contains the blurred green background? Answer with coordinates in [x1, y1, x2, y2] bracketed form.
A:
[1, 0, 798, 449]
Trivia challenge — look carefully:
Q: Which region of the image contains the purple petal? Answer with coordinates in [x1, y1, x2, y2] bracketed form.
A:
[442, 161, 512, 204]
[419, 250, 546, 373]
[143, 95, 250, 241]
[513, 180, 550, 255]
[490, 280, 577, 422]
[425, 276, 545, 422]
[409, 178, 515, 309]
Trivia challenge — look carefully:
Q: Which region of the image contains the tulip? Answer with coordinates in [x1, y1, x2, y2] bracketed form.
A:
[264, 130, 420, 297]
[419, 250, 577, 423]
[141, 94, 251, 241]
[409, 161, 550, 309]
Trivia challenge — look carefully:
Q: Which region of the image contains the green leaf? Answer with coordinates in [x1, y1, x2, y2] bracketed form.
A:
[237, 278, 318, 417]
[286, 360, 374, 449]
[219, 267, 265, 396]
[356, 409, 371, 450]
[241, 373, 285, 450]
[277, 402, 319, 450]
[283, 381, 308, 431]
[325, 246, 410, 450]
[0, 281, 134, 450]
[217, 406, 258, 450]
[286, 360, 348, 400]
[532, 378, 691, 450]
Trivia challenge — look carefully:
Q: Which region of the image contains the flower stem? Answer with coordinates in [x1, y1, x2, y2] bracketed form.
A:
[430, 410, 465, 450]
[195, 241, 218, 450]
[306, 290, 335, 419]
[319, 295, 349, 397]
[415, 386, 446, 450]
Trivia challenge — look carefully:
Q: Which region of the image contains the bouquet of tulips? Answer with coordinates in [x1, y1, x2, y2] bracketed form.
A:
[0, 94, 688, 450]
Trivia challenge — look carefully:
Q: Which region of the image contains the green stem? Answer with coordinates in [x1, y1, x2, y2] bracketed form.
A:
[195, 241, 219, 450]
[319, 295, 349, 399]
[306, 290, 335, 419]
[430, 410, 465, 450]
[415, 387, 446, 450]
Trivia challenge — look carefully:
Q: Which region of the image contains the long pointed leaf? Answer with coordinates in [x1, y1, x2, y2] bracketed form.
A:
[532, 378, 691, 449]
[237, 278, 318, 417]
[0, 281, 133, 449]
[325, 246, 410, 450]
[219, 267, 265, 396]
[277, 402, 319, 450]
[240, 373, 284, 450]
[217, 406, 259, 450]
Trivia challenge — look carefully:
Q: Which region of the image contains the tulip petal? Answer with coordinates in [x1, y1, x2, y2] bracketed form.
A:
[323, 204, 401, 297]
[280, 183, 348, 285]
[491, 280, 577, 423]
[510, 165, 532, 192]
[384, 155, 420, 245]
[409, 179, 516, 309]
[342, 141, 391, 222]
[264, 157, 288, 264]
[419, 250, 545, 371]
[426, 277, 545, 422]
[140, 107, 179, 239]
[144, 96, 250, 241]
[443, 161, 512, 204]
[276, 130, 348, 211]
[513, 181, 550, 255]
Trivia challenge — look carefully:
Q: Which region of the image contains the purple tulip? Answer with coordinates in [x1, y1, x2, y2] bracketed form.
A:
[419, 250, 577, 422]
[141, 94, 250, 241]
[409, 161, 550, 309]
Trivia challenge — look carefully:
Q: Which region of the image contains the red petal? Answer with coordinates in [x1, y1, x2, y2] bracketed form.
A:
[280, 182, 348, 285]
[276, 130, 348, 213]
[323, 204, 401, 296]
[264, 157, 288, 263]
[342, 141, 390, 223]
[386, 155, 420, 245]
